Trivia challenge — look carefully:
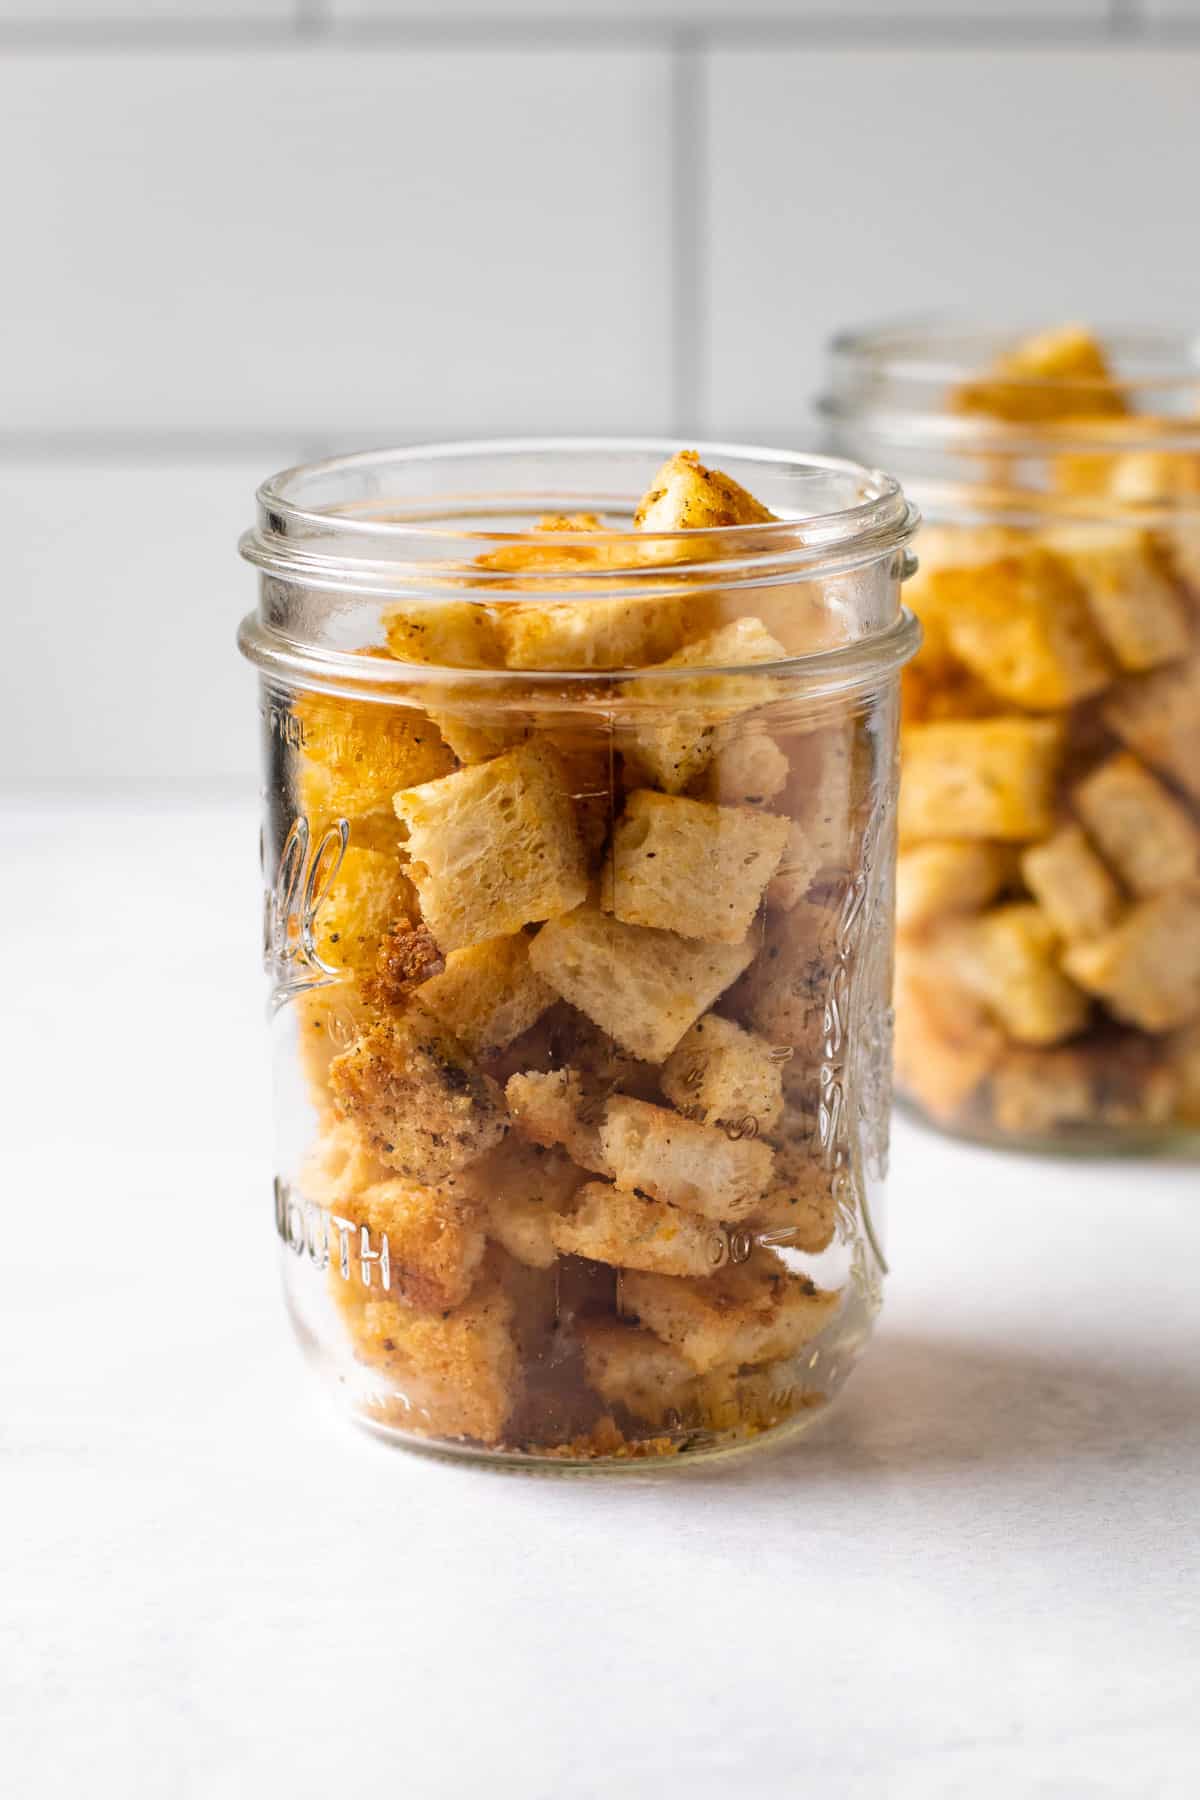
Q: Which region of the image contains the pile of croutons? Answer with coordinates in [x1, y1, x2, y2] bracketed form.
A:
[896, 327, 1200, 1141]
[285, 451, 883, 1456]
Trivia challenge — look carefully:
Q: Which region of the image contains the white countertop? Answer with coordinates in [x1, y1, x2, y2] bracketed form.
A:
[4, 800, 1199, 1800]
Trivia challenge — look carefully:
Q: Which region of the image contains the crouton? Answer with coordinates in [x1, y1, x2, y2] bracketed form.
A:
[1103, 658, 1200, 805]
[900, 718, 1064, 843]
[528, 904, 754, 1062]
[893, 943, 1004, 1122]
[1073, 754, 1200, 897]
[1046, 526, 1192, 673]
[294, 691, 455, 835]
[327, 1175, 487, 1313]
[988, 1038, 1178, 1137]
[464, 1137, 583, 1270]
[953, 324, 1126, 423]
[577, 1319, 734, 1428]
[603, 790, 787, 943]
[415, 933, 555, 1056]
[745, 1136, 836, 1249]
[732, 898, 836, 1049]
[345, 1270, 519, 1444]
[395, 741, 588, 951]
[1168, 1022, 1200, 1123]
[661, 1014, 785, 1135]
[765, 727, 862, 909]
[366, 918, 446, 1007]
[382, 599, 504, 669]
[622, 1251, 841, 1375]
[426, 699, 529, 766]
[696, 729, 789, 810]
[1105, 448, 1200, 592]
[599, 1096, 774, 1224]
[633, 449, 776, 533]
[329, 1008, 508, 1181]
[932, 903, 1090, 1045]
[622, 617, 787, 794]
[300, 1117, 392, 1207]
[504, 1068, 610, 1172]
[922, 551, 1112, 711]
[896, 841, 1016, 936]
[1062, 890, 1200, 1031]
[307, 844, 414, 983]
[551, 1182, 727, 1277]
[1020, 823, 1124, 943]
[293, 981, 375, 1110]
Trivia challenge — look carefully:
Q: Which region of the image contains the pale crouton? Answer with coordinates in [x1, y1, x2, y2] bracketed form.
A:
[622, 1250, 841, 1375]
[300, 1117, 393, 1207]
[622, 617, 787, 794]
[745, 1136, 836, 1249]
[599, 1095, 774, 1224]
[415, 933, 555, 1056]
[327, 1176, 487, 1313]
[1073, 754, 1200, 897]
[504, 1068, 610, 1172]
[464, 1138, 583, 1270]
[1062, 890, 1200, 1031]
[893, 943, 1003, 1121]
[395, 741, 588, 951]
[551, 1182, 726, 1277]
[732, 898, 836, 1049]
[577, 1319, 732, 1428]
[528, 903, 754, 1062]
[933, 903, 1090, 1045]
[922, 551, 1112, 711]
[633, 449, 776, 532]
[426, 699, 529, 766]
[900, 718, 1064, 843]
[896, 841, 1016, 936]
[603, 790, 787, 943]
[953, 325, 1126, 423]
[988, 1038, 1178, 1137]
[1046, 526, 1192, 673]
[294, 689, 455, 833]
[382, 599, 504, 669]
[1020, 825, 1124, 943]
[696, 729, 789, 810]
[1103, 658, 1200, 804]
[329, 1008, 508, 1181]
[661, 1014, 785, 1135]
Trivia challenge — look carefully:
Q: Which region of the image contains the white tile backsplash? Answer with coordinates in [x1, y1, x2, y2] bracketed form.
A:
[0, 2, 297, 18]
[703, 46, 1200, 435]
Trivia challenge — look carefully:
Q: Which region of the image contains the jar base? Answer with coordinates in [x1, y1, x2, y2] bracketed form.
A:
[897, 1093, 1200, 1160]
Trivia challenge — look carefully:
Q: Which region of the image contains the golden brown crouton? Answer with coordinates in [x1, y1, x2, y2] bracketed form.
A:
[745, 1134, 837, 1249]
[900, 718, 1064, 843]
[303, 843, 416, 991]
[1103, 658, 1200, 805]
[599, 1096, 774, 1224]
[551, 1182, 726, 1277]
[622, 1251, 841, 1375]
[382, 599, 505, 669]
[504, 1068, 610, 1172]
[329, 1009, 508, 1182]
[893, 943, 1004, 1122]
[661, 1013, 785, 1135]
[294, 691, 456, 834]
[896, 841, 1017, 936]
[327, 1176, 487, 1313]
[395, 741, 588, 951]
[528, 903, 755, 1062]
[633, 449, 776, 532]
[1020, 825, 1124, 943]
[415, 933, 555, 1056]
[603, 790, 788, 944]
[1062, 890, 1200, 1032]
[622, 617, 787, 794]
[300, 1117, 393, 1206]
[932, 903, 1090, 1045]
[953, 324, 1126, 423]
[367, 918, 445, 1007]
[1073, 754, 1200, 898]
[1047, 526, 1192, 673]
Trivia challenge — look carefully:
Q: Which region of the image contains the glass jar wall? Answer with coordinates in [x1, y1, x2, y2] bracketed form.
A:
[823, 324, 1200, 1153]
[239, 442, 918, 1466]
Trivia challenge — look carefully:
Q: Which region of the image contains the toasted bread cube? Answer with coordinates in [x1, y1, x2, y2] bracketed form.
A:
[301, 1117, 393, 1206]
[1106, 449, 1200, 592]
[329, 1009, 508, 1182]
[1020, 825, 1124, 943]
[415, 933, 555, 1056]
[577, 1319, 730, 1428]
[327, 1176, 487, 1313]
[661, 1014, 785, 1135]
[1074, 754, 1200, 898]
[367, 918, 446, 1008]
[732, 899, 836, 1049]
[603, 791, 787, 944]
[426, 699, 529, 766]
[766, 729, 862, 910]
[465, 1137, 582, 1270]
[622, 1250, 840, 1374]
[310, 844, 414, 983]
[395, 741, 588, 951]
[500, 587, 689, 672]
[900, 718, 1064, 843]
[696, 729, 789, 810]
[552, 1182, 726, 1277]
[1063, 890, 1200, 1031]
[896, 841, 1016, 936]
[346, 1272, 519, 1444]
[745, 1136, 836, 1249]
[294, 981, 375, 1112]
[925, 551, 1112, 710]
[504, 1068, 610, 1172]
[893, 943, 1003, 1122]
[1168, 1022, 1200, 1123]
[989, 1039, 1177, 1136]
[1104, 658, 1200, 805]
[599, 1095, 774, 1224]
[633, 449, 776, 532]
[382, 600, 504, 669]
[623, 617, 787, 794]
[529, 903, 754, 1062]
[293, 690, 456, 834]
[934, 903, 1090, 1045]
[953, 325, 1126, 424]
[1046, 526, 1191, 673]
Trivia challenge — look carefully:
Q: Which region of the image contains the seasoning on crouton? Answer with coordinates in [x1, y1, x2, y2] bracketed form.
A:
[696, 729, 789, 810]
[621, 617, 787, 794]
[893, 943, 1004, 1122]
[311, 845, 415, 983]
[465, 1138, 583, 1269]
[953, 325, 1126, 424]
[900, 718, 1064, 842]
[633, 448, 776, 533]
[415, 933, 555, 1056]
[551, 1182, 726, 1277]
[746, 1136, 836, 1249]
[896, 841, 1017, 936]
[1046, 526, 1192, 673]
[382, 599, 505, 669]
[367, 918, 445, 1007]
[528, 904, 755, 1062]
[661, 1014, 785, 1135]
[932, 903, 1090, 1045]
[1103, 657, 1200, 804]
[329, 1008, 508, 1181]
[504, 1068, 610, 1172]
[294, 690, 455, 832]
[1020, 825, 1124, 943]
[603, 790, 788, 943]
[599, 1096, 774, 1223]
[1062, 890, 1200, 1032]
[327, 1176, 487, 1313]
[1073, 754, 1200, 898]
[577, 1319, 734, 1428]
[731, 898, 837, 1049]
[622, 1251, 841, 1375]
[395, 741, 588, 951]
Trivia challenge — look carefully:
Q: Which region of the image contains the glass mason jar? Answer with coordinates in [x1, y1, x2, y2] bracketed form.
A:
[822, 323, 1200, 1155]
[237, 441, 919, 1467]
